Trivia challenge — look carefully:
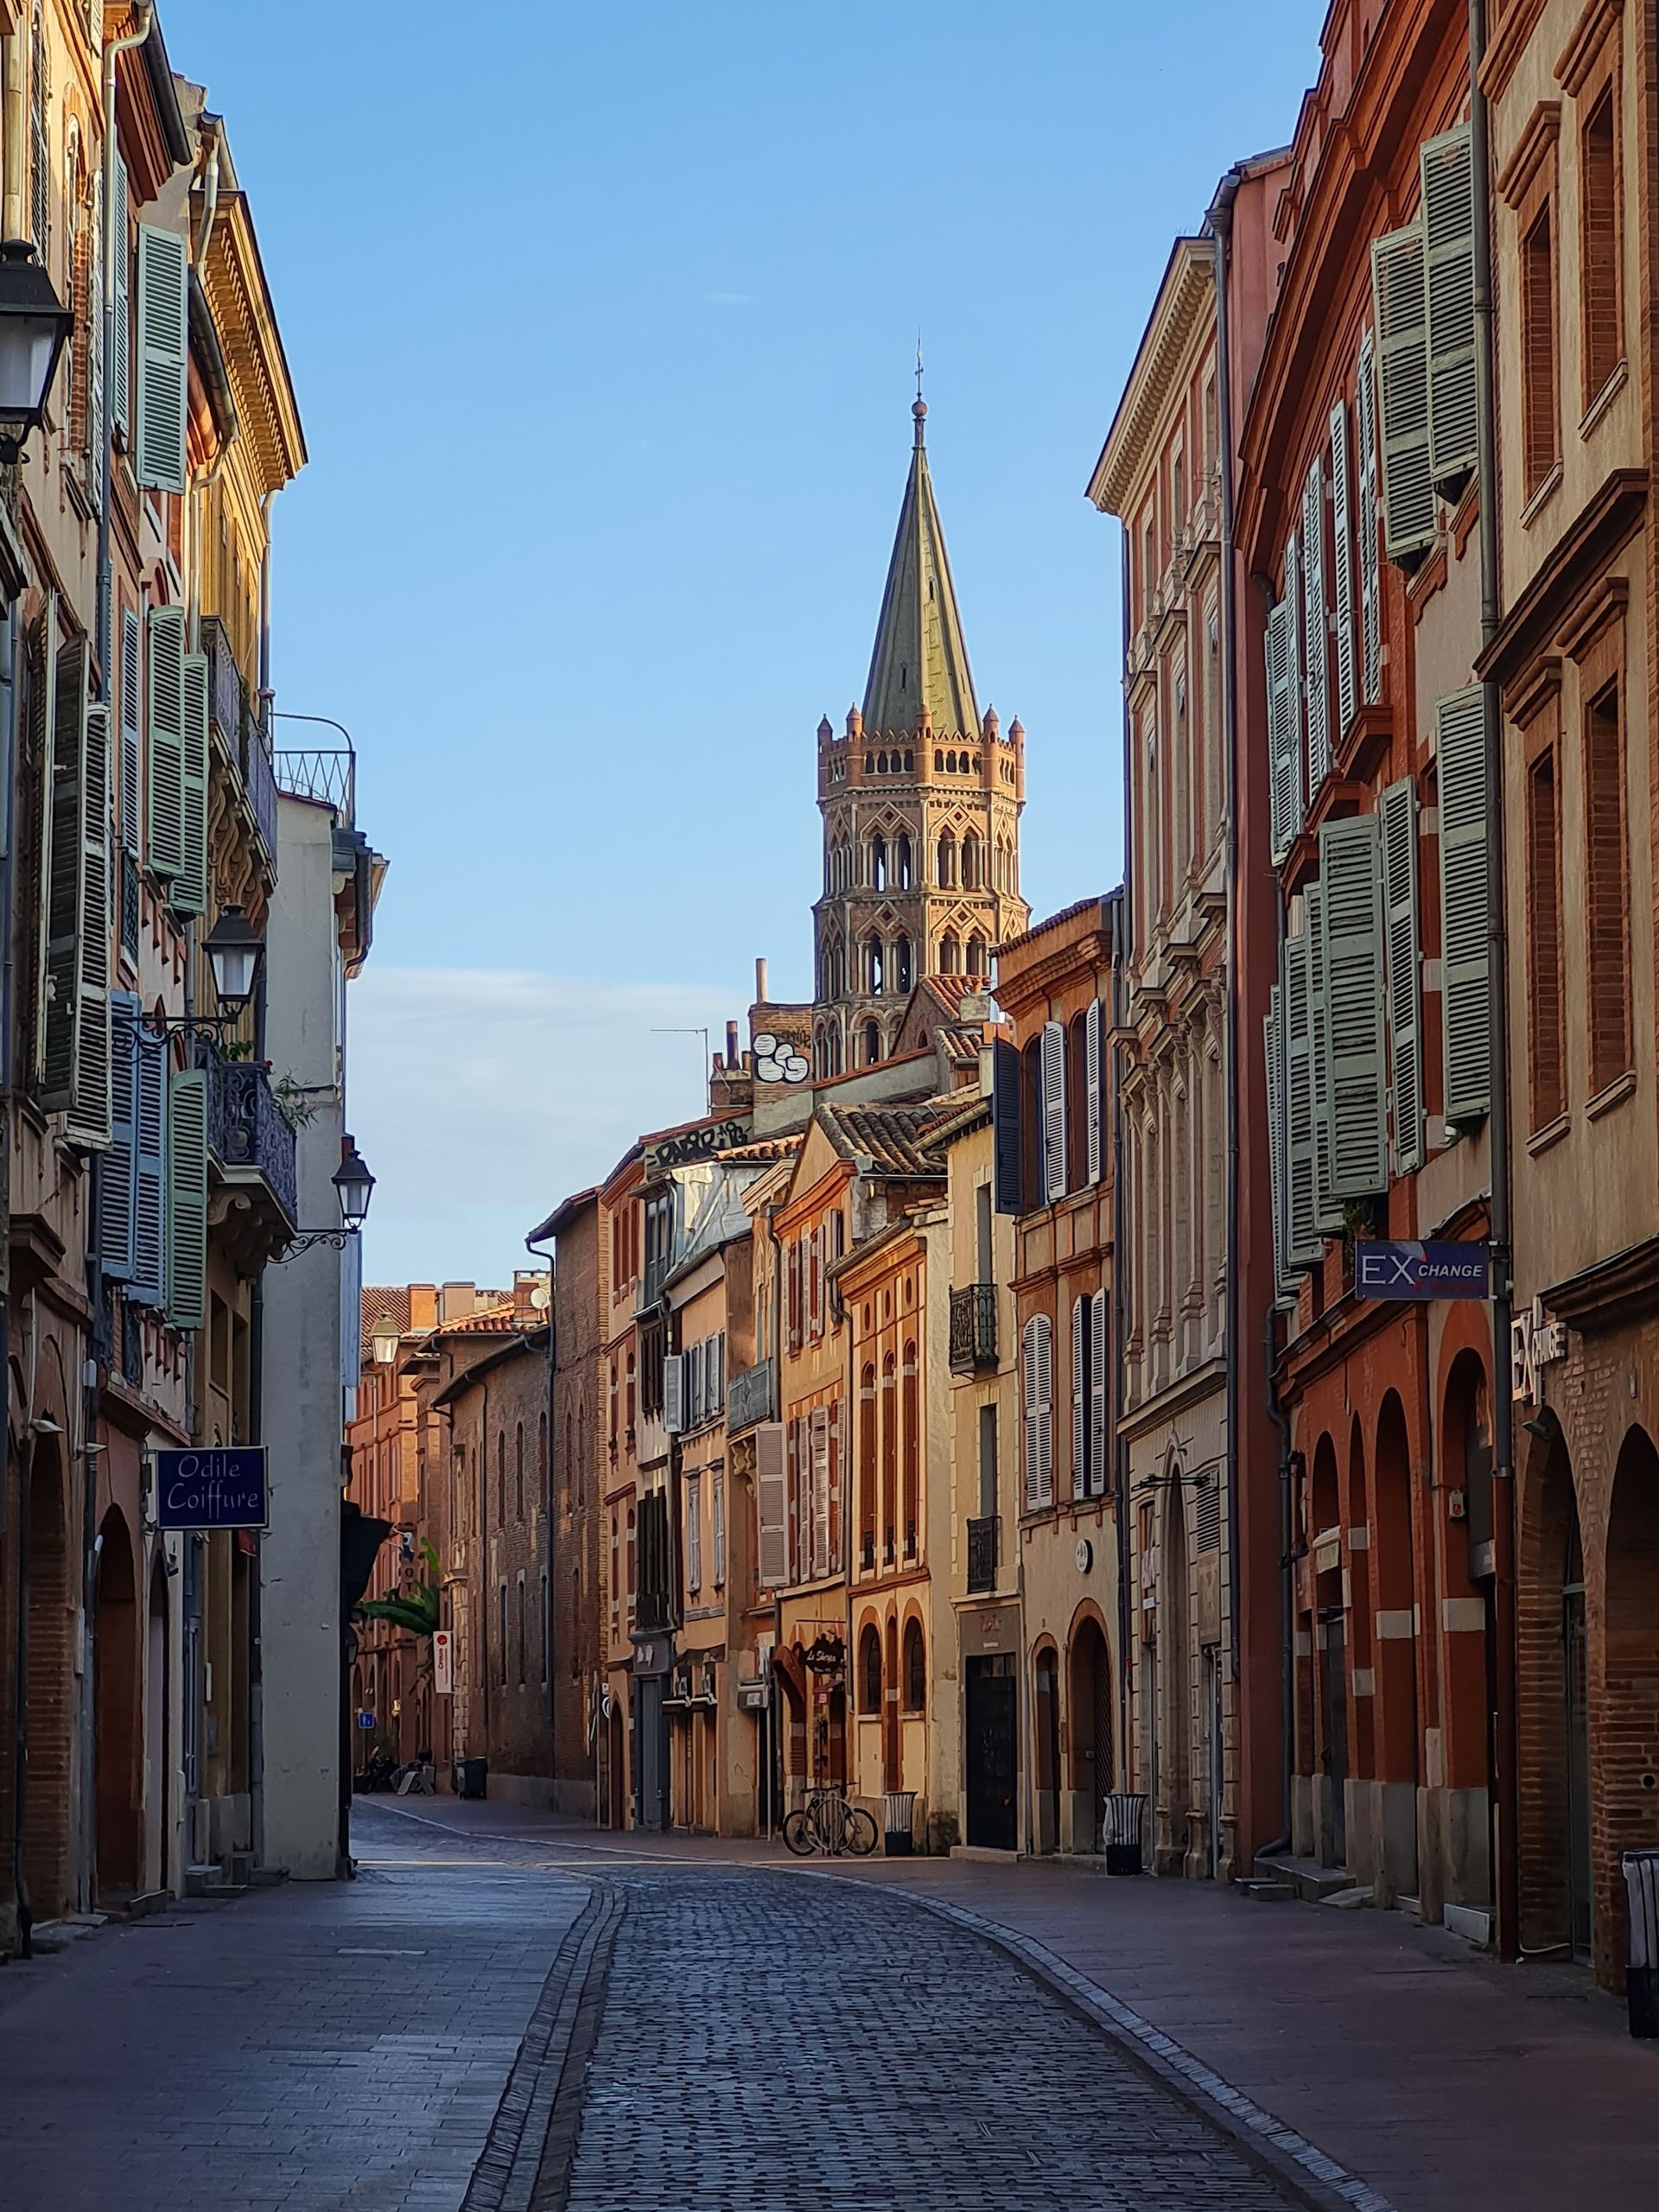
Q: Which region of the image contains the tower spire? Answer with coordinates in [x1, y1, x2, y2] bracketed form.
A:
[861, 387, 977, 739]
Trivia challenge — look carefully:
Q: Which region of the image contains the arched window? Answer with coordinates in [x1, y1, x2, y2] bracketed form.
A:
[515, 1421, 525, 1521]
[538, 1411, 548, 1491]
[934, 748, 944, 772]
[859, 1362, 878, 1567]
[867, 938, 885, 994]
[938, 830, 957, 887]
[963, 832, 982, 889]
[497, 1432, 506, 1523]
[896, 834, 912, 888]
[903, 1618, 925, 1711]
[967, 935, 987, 979]
[863, 1020, 880, 1066]
[939, 931, 959, 975]
[870, 835, 887, 890]
[860, 1623, 882, 1713]
[893, 935, 912, 993]
[904, 750, 914, 771]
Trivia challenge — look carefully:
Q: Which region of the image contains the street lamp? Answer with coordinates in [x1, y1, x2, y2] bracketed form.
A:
[276, 1136, 377, 1260]
[0, 240, 72, 462]
[203, 903, 264, 1016]
[370, 1316, 399, 1368]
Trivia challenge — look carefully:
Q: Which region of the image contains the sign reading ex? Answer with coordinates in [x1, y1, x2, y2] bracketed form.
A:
[1354, 1241, 1491, 1302]
[154, 1446, 268, 1530]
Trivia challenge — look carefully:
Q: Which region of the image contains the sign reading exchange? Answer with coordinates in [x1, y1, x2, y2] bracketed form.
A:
[154, 1446, 268, 1530]
[1354, 1240, 1491, 1302]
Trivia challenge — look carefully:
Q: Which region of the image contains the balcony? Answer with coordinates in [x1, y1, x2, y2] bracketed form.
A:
[726, 1357, 776, 1434]
[201, 617, 279, 868]
[241, 709, 280, 866]
[203, 1051, 298, 1262]
[949, 1283, 998, 1373]
[276, 746, 355, 827]
[967, 1516, 999, 1595]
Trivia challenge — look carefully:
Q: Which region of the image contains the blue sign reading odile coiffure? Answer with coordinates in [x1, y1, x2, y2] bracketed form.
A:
[1354, 1241, 1491, 1301]
[154, 1446, 268, 1530]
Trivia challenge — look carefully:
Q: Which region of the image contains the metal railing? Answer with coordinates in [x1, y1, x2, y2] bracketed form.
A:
[949, 1283, 998, 1373]
[967, 1516, 999, 1594]
[726, 1357, 776, 1433]
[241, 710, 280, 864]
[201, 619, 280, 863]
[204, 1053, 298, 1227]
[275, 747, 354, 825]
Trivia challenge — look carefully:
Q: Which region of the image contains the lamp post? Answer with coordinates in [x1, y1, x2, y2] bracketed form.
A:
[203, 903, 265, 1019]
[0, 240, 72, 463]
[277, 1135, 376, 1260]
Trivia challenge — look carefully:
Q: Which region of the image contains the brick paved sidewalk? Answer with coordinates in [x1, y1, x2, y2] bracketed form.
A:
[373, 1795, 1659, 2212]
[0, 1825, 588, 2212]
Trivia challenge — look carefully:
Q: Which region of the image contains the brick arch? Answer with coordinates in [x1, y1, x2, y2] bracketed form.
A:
[1593, 1423, 1659, 1987]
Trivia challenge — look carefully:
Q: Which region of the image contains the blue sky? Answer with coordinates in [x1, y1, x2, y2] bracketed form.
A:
[162, 0, 1322, 1283]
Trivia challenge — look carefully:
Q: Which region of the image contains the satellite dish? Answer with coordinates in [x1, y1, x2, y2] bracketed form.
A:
[530, 1284, 550, 1311]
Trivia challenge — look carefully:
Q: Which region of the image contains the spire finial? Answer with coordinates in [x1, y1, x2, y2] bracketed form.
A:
[912, 331, 926, 446]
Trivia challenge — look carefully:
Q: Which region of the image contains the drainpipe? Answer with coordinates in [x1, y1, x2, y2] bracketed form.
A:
[248, 1269, 264, 1866]
[525, 1231, 554, 1739]
[1467, 0, 1518, 1964]
[11, 1295, 42, 1953]
[97, 6, 155, 700]
[1112, 537, 1135, 1789]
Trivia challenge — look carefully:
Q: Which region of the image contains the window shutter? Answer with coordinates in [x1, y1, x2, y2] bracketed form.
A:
[755, 1422, 788, 1586]
[1282, 927, 1321, 1268]
[1381, 777, 1425, 1175]
[87, 171, 105, 487]
[40, 636, 88, 1114]
[1090, 1289, 1109, 1500]
[1071, 1293, 1086, 1494]
[810, 1406, 830, 1580]
[1034, 1313, 1053, 1506]
[130, 1020, 168, 1306]
[1301, 459, 1331, 798]
[1283, 530, 1305, 842]
[786, 1236, 801, 1351]
[1372, 223, 1436, 563]
[663, 1352, 683, 1434]
[1264, 987, 1292, 1301]
[1422, 124, 1478, 490]
[165, 1065, 207, 1332]
[67, 700, 112, 1146]
[1041, 1018, 1066, 1204]
[119, 604, 141, 854]
[1319, 812, 1388, 1197]
[1266, 599, 1296, 863]
[1085, 997, 1103, 1184]
[146, 603, 185, 879]
[1330, 399, 1357, 741]
[1304, 883, 1342, 1233]
[1436, 686, 1491, 1122]
[1356, 335, 1382, 702]
[685, 1476, 701, 1592]
[992, 1037, 1024, 1212]
[99, 992, 141, 1276]
[174, 652, 209, 918]
[135, 224, 187, 494]
[110, 161, 130, 442]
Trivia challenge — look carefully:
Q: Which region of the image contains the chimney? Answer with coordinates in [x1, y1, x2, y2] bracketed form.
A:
[754, 956, 769, 1004]
[438, 1281, 474, 1324]
[408, 1284, 437, 1331]
[726, 1020, 740, 1064]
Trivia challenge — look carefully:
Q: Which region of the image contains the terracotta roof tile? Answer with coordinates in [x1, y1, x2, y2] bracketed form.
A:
[819, 1099, 954, 1178]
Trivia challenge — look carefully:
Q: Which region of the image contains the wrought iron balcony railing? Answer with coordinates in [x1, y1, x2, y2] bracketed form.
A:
[949, 1283, 998, 1373]
[967, 1515, 999, 1594]
[205, 1053, 297, 1230]
[275, 747, 355, 826]
[726, 1357, 776, 1434]
[201, 617, 279, 865]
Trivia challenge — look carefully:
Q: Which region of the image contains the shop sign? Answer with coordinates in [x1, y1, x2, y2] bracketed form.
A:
[735, 1678, 771, 1712]
[1511, 1297, 1567, 1403]
[434, 1629, 454, 1695]
[154, 1446, 267, 1529]
[1354, 1241, 1491, 1301]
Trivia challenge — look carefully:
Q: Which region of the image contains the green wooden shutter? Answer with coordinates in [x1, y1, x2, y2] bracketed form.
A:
[1372, 223, 1436, 563]
[1422, 125, 1478, 490]
[1357, 334, 1382, 701]
[165, 1065, 208, 1332]
[1041, 1018, 1066, 1204]
[39, 632, 85, 1111]
[1283, 530, 1305, 846]
[1282, 925, 1321, 1268]
[1381, 776, 1425, 1175]
[67, 701, 112, 1146]
[1436, 686, 1491, 1122]
[26, 597, 57, 1091]
[146, 602, 185, 878]
[1330, 399, 1357, 740]
[99, 992, 140, 1276]
[135, 224, 187, 495]
[1264, 988, 1292, 1301]
[119, 604, 141, 853]
[110, 161, 130, 442]
[1305, 883, 1342, 1232]
[1319, 812, 1388, 1197]
[174, 651, 209, 918]
[130, 1021, 168, 1306]
[1266, 599, 1295, 862]
[1301, 461, 1331, 797]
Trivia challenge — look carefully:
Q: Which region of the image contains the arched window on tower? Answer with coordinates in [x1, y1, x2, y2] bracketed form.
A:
[863, 1020, 881, 1066]
[967, 936, 987, 979]
[870, 836, 887, 891]
[938, 830, 957, 887]
[934, 748, 944, 772]
[893, 936, 913, 993]
[963, 832, 982, 890]
[904, 750, 914, 772]
[896, 834, 912, 888]
[939, 932, 959, 976]
[867, 938, 885, 995]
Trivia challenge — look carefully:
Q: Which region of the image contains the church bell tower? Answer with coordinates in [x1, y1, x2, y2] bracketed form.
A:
[810, 397, 1028, 1078]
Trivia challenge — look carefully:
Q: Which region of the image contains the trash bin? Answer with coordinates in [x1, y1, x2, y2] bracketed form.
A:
[882, 1789, 918, 1858]
[1623, 1848, 1659, 2037]
[1103, 1791, 1147, 1876]
[453, 1756, 488, 1802]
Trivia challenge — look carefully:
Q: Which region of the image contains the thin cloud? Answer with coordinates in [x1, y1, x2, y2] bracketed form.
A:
[704, 289, 751, 305]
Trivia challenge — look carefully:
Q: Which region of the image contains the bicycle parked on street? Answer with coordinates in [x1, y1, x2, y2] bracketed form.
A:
[781, 1784, 879, 1858]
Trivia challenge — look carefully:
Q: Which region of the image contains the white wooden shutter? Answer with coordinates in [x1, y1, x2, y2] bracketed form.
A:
[119, 604, 141, 853]
[1422, 124, 1478, 489]
[1301, 460, 1331, 798]
[1022, 1318, 1040, 1510]
[99, 992, 140, 1276]
[40, 636, 87, 1113]
[110, 161, 130, 442]
[1283, 927, 1322, 1268]
[1372, 223, 1436, 563]
[1041, 1018, 1066, 1203]
[1090, 1289, 1109, 1499]
[165, 1065, 208, 1332]
[1071, 1294, 1086, 1494]
[663, 1351, 683, 1434]
[130, 1020, 167, 1306]
[87, 171, 104, 489]
[810, 1406, 830, 1579]
[1264, 987, 1292, 1300]
[1305, 883, 1341, 1233]
[1381, 776, 1425, 1175]
[1436, 686, 1491, 1122]
[1330, 399, 1357, 741]
[1357, 334, 1382, 702]
[755, 1422, 788, 1586]
[135, 224, 187, 494]
[1085, 997, 1103, 1183]
[146, 603, 185, 879]
[68, 701, 112, 1146]
[1319, 813, 1389, 1196]
[174, 652, 209, 918]
[1266, 599, 1295, 863]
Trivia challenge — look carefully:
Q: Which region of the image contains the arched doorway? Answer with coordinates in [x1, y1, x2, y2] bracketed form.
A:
[1441, 1350, 1496, 1916]
[1159, 1474, 1192, 1874]
[1309, 1432, 1347, 1868]
[1374, 1391, 1421, 1902]
[1597, 1425, 1659, 1987]
[22, 1438, 73, 1923]
[94, 1510, 141, 1900]
[1033, 1645, 1060, 1854]
[882, 1616, 900, 1789]
[145, 1555, 170, 1894]
[1068, 1616, 1113, 1853]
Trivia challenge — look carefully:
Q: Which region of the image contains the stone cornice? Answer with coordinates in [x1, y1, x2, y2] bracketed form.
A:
[1087, 238, 1214, 518]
